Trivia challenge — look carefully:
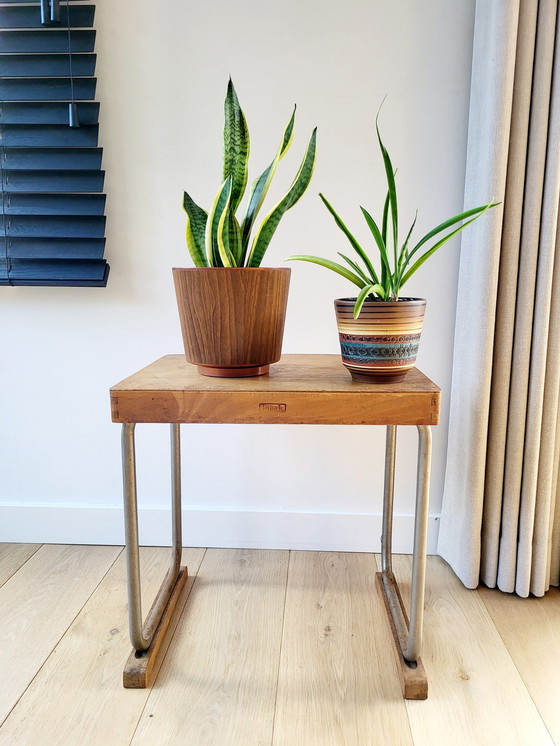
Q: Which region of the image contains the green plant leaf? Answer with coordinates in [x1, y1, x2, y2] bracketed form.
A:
[223, 78, 250, 214]
[247, 127, 317, 267]
[217, 195, 236, 268]
[183, 191, 209, 267]
[360, 206, 393, 297]
[400, 205, 493, 285]
[395, 210, 418, 291]
[224, 209, 242, 266]
[376, 116, 398, 270]
[381, 189, 390, 246]
[337, 252, 371, 285]
[353, 284, 374, 318]
[206, 176, 233, 267]
[239, 106, 296, 264]
[286, 254, 366, 288]
[408, 203, 500, 262]
[353, 283, 388, 317]
[319, 194, 379, 283]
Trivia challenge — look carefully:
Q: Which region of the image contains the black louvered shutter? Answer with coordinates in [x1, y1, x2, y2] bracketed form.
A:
[0, 0, 109, 286]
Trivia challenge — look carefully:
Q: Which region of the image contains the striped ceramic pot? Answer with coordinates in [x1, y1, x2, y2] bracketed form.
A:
[334, 297, 426, 383]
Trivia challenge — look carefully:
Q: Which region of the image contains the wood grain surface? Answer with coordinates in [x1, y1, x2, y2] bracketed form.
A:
[173, 267, 290, 369]
[0, 543, 40, 588]
[111, 354, 440, 425]
[130, 548, 289, 746]
[123, 566, 189, 688]
[0, 545, 558, 745]
[384, 555, 554, 746]
[376, 572, 428, 700]
[0, 548, 205, 745]
[0, 544, 120, 726]
[480, 584, 560, 744]
[273, 551, 413, 746]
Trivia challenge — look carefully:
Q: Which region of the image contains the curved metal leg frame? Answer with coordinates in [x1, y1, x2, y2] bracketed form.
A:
[406, 424, 432, 661]
[381, 425, 397, 574]
[379, 424, 432, 664]
[122, 423, 183, 651]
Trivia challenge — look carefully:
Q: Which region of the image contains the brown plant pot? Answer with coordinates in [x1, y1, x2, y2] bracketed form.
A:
[334, 297, 426, 383]
[173, 267, 291, 377]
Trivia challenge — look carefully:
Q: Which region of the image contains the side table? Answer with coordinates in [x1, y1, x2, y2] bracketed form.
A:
[110, 354, 440, 699]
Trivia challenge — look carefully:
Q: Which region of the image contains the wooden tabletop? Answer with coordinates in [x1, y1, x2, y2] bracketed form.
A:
[110, 354, 440, 425]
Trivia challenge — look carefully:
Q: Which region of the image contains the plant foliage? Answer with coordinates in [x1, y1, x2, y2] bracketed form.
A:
[183, 79, 317, 268]
[288, 111, 499, 317]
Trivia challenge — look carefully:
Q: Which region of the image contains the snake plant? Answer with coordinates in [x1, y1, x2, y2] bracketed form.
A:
[288, 113, 498, 318]
[183, 79, 317, 268]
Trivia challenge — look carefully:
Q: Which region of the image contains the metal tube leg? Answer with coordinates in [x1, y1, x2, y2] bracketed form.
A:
[381, 425, 397, 574]
[405, 424, 432, 662]
[122, 423, 149, 651]
[121, 422, 184, 652]
[170, 423, 183, 567]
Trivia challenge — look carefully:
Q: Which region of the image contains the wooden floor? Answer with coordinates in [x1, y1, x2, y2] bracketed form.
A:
[0, 545, 558, 746]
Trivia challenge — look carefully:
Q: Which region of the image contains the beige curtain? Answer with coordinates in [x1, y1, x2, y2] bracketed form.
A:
[438, 0, 560, 597]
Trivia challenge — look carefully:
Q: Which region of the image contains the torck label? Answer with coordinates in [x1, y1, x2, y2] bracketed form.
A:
[259, 403, 287, 412]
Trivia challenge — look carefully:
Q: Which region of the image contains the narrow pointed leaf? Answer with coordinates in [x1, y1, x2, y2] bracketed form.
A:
[247, 127, 317, 267]
[371, 283, 387, 298]
[206, 176, 232, 267]
[319, 193, 378, 282]
[239, 107, 296, 263]
[287, 254, 365, 288]
[353, 283, 376, 318]
[360, 206, 393, 296]
[183, 191, 209, 267]
[395, 210, 418, 289]
[223, 79, 250, 213]
[224, 209, 242, 266]
[400, 206, 493, 285]
[217, 197, 236, 267]
[409, 202, 499, 261]
[381, 189, 390, 245]
[376, 116, 398, 268]
[337, 252, 374, 285]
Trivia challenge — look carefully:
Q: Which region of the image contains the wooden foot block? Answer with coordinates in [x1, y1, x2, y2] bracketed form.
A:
[123, 566, 189, 689]
[375, 571, 428, 700]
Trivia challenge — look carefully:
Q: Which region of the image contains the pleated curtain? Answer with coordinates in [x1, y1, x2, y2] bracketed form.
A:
[438, 0, 560, 597]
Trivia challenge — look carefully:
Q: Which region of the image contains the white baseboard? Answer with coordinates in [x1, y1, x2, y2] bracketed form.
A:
[0, 504, 440, 554]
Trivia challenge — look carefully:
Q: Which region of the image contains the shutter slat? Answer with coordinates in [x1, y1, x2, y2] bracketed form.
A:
[3, 147, 103, 170]
[3, 169, 105, 192]
[0, 102, 99, 125]
[8, 237, 106, 260]
[0, 53, 96, 77]
[1, 0, 83, 4]
[6, 215, 106, 238]
[3, 259, 109, 286]
[0, 5, 95, 28]
[0, 77, 96, 101]
[0, 30, 96, 53]
[2, 124, 99, 147]
[4, 193, 106, 215]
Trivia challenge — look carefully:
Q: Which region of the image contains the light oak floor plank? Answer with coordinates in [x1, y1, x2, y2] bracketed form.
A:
[480, 584, 560, 744]
[273, 551, 413, 746]
[131, 548, 289, 746]
[0, 547, 205, 746]
[0, 543, 41, 588]
[0, 544, 120, 726]
[383, 555, 554, 746]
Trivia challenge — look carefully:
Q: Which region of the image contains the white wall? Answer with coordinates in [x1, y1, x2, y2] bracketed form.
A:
[0, 0, 476, 552]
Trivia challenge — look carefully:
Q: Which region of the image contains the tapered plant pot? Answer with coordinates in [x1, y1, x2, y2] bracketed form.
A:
[334, 297, 426, 383]
[173, 267, 291, 377]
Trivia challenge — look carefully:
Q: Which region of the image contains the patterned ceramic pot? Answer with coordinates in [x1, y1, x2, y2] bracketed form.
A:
[334, 297, 426, 383]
